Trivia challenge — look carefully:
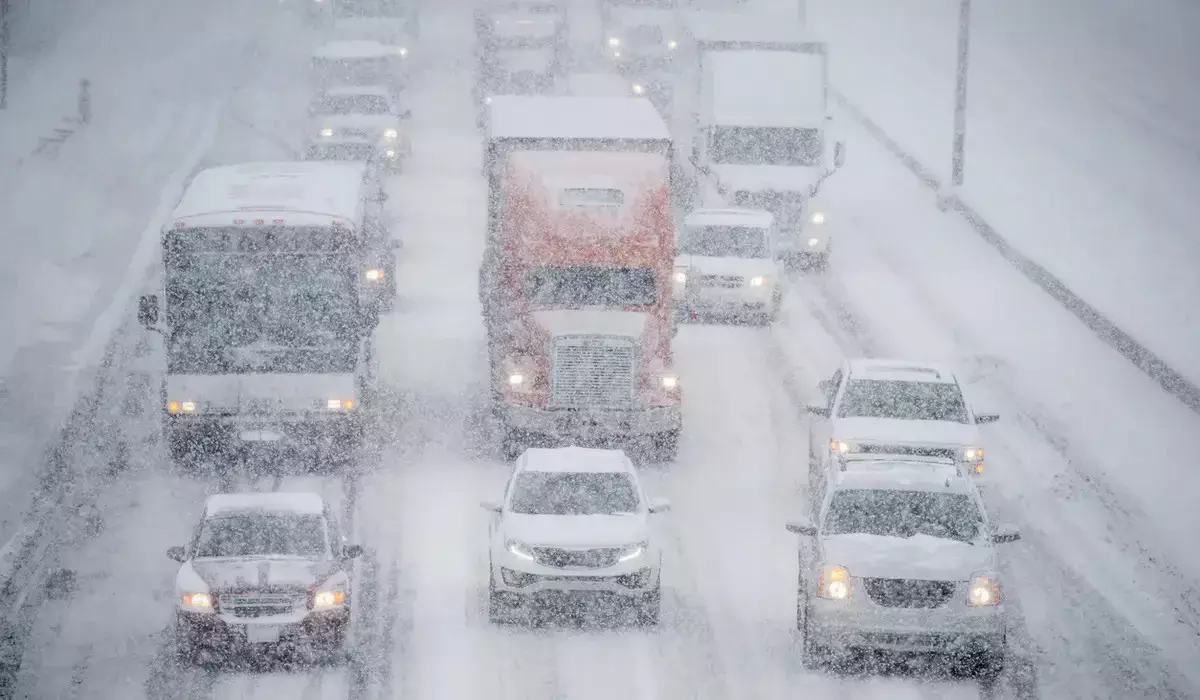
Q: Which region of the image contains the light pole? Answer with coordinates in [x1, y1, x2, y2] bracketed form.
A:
[1, 0, 9, 109]
[949, 0, 972, 188]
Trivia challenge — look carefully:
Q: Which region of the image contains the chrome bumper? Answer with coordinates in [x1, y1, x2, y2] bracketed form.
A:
[807, 597, 1006, 654]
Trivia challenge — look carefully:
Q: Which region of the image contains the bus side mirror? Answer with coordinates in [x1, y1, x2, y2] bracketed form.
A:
[138, 295, 159, 329]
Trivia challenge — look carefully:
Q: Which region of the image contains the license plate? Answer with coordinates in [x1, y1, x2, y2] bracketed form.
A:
[246, 625, 281, 644]
[239, 430, 283, 442]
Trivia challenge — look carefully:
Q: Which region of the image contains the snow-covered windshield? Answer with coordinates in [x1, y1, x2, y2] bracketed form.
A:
[709, 126, 823, 167]
[679, 225, 769, 258]
[335, 0, 407, 18]
[312, 56, 395, 86]
[825, 489, 982, 543]
[837, 379, 970, 423]
[526, 266, 656, 307]
[509, 471, 641, 515]
[314, 94, 391, 115]
[193, 514, 329, 559]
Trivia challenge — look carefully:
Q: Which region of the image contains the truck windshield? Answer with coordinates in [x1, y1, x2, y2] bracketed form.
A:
[164, 239, 362, 374]
[824, 489, 982, 544]
[709, 126, 823, 167]
[526, 266, 656, 308]
[837, 379, 970, 424]
[680, 225, 769, 258]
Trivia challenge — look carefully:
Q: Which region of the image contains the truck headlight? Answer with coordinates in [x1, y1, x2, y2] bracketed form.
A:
[967, 572, 1000, 607]
[667, 40, 678, 50]
[817, 565, 850, 600]
[383, 128, 398, 140]
[673, 269, 687, 284]
[963, 446, 984, 462]
[180, 592, 212, 610]
[385, 149, 397, 159]
[607, 37, 620, 47]
[807, 237, 820, 247]
[507, 373, 525, 387]
[311, 589, 346, 609]
[365, 268, 385, 281]
[506, 539, 535, 561]
[326, 398, 354, 411]
[660, 374, 678, 389]
[631, 83, 645, 95]
[829, 439, 853, 454]
[618, 541, 648, 562]
[810, 211, 826, 224]
[748, 276, 767, 287]
[168, 400, 197, 414]
[320, 127, 334, 137]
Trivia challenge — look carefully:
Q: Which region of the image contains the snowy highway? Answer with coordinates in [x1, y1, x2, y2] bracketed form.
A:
[5, 0, 1200, 699]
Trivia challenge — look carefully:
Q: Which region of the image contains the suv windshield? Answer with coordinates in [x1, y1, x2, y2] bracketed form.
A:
[194, 514, 329, 559]
[679, 225, 769, 258]
[509, 471, 640, 515]
[526, 266, 656, 308]
[825, 489, 983, 543]
[837, 379, 970, 423]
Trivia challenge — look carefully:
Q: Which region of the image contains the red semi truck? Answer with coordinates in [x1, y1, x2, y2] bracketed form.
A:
[480, 95, 682, 462]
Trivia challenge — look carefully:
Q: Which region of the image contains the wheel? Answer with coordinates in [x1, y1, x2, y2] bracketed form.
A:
[635, 580, 661, 626]
[650, 429, 680, 462]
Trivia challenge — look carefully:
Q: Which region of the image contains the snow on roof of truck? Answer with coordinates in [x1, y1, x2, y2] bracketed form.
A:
[508, 150, 667, 199]
[834, 460, 972, 495]
[707, 50, 826, 127]
[684, 207, 774, 228]
[172, 162, 367, 223]
[313, 40, 404, 59]
[488, 96, 669, 141]
[684, 10, 819, 46]
[519, 446, 634, 474]
[205, 492, 326, 518]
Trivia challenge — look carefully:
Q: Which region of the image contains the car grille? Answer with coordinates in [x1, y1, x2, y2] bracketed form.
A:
[218, 592, 303, 618]
[694, 274, 743, 288]
[857, 444, 959, 460]
[311, 143, 376, 161]
[627, 26, 664, 46]
[532, 547, 621, 569]
[337, 127, 376, 139]
[863, 578, 956, 608]
[549, 335, 637, 408]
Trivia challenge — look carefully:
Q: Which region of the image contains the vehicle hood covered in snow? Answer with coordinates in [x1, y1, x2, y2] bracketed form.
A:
[165, 373, 356, 415]
[821, 533, 994, 581]
[530, 309, 649, 340]
[833, 417, 979, 448]
[183, 557, 340, 591]
[675, 254, 776, 279]
[313, 114, 399, 132]
[502, 513, 648, 548]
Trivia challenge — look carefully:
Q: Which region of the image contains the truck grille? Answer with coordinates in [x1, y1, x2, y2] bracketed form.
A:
[858, 444, 959, 460]
[532, 547, 621, 569]
[337, 127, 376, 139]
[695, 275, 743, 288]
[863, 578, 956, 609]
[549, 335, 637, 408]
[218, 593, 302, 618]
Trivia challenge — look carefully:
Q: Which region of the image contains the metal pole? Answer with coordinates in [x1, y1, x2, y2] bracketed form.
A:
[1, 0, 9, 109]
[950, 0, 972, 188]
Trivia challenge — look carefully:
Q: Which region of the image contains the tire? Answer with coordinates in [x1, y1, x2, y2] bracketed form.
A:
[651, 429, 680, 462]
[635, 580, 661, 627]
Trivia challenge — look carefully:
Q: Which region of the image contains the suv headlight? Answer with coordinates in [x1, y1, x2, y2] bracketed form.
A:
[810, 211, 826, 225]
[320, 127, 334, 137]
[383, 128, 399, 140]
[506, 539, 535, 561]
[967, 571, 1001, 607]
[618, 541, 648, 562]
[667, 39, 678, 50]
[311, 588, 346, 610]
[816, 564, 850, 600]
[325, 398, 355, 411]
[829, 439, 854, 455]
[167, 400, 197, 414]
[607, 37, 620, 47]
[180, 592, 213, 611]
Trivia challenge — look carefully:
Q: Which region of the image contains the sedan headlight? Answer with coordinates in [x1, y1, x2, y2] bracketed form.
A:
[180, 592, 213, 611]
[607, 37, 620, 47]
[320, 127, 334, 137]
[963, 446, 984, 462]
[311, 589, 346, 610]
[326, 398, 355, 411]
[967, 571, 1001, 607]
[817, 564, 850, 600]
[810, 211, 826, 225]
[167, 400, 197, 414]
[618, 541, 648, 562]
[383, 128, 399, 140]
[506, 539, 535, 561]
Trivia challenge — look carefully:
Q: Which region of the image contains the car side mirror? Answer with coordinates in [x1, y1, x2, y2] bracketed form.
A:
[138, 294, 160, 329]
[647, 497, 671, 514]
[991, 523, 1021, 544]
[975, 413, 1000, 425]
[833, 141, 846, 169]
[166, 546, 186, 563]
[805, 403, 830, 418]
[343, 543, 364, 559]
[785, 518, 817, 536]
[480, 500, 502, 513]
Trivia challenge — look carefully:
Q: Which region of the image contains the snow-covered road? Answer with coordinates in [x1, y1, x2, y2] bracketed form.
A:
[7, 0, 1199, 698]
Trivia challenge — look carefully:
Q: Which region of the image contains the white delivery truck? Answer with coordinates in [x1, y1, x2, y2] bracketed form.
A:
[677, 13, 845, 270]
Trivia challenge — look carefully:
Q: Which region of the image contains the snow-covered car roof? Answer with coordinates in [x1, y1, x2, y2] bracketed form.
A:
[204, 492, 326, 518]
[313, 40, 405, 60]
[833, 460, 973, 495]
[519, 446, 635, 474]
[488, 96, 669, 141]
[846, 358, 958, 385]
[172, 161, 367, 225]
[684, 207, 774, 229]
[319, 84, 394, 99]
[707, 50, 826, 128]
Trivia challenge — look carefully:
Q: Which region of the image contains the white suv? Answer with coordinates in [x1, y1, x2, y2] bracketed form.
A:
[480, 446, 671, 625]
[786, 456, 1021, 677]
[806, 359, 999, 481]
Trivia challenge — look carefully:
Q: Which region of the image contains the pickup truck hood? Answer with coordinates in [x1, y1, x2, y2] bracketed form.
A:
[313, 114, 398, 131]
[503, 513, 648, 548]
[186, 557, 337, 591]
[166, 373, 356, 414]
[822, 533, 993, 581]
[833, 417, 979, 448]
[530, 309, 649, 340]
[676, 254, 776, 279]
[713, 164, 822, 194]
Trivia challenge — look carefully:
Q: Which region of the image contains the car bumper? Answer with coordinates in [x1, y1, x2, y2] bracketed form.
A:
[677, 286, 778, 316]
[176, 607, 349, 651]
[492, 558, 658, 599]
[166, 413, 363, 453]
[807, 598, 1006, 655]
[499, 403, 681, 439]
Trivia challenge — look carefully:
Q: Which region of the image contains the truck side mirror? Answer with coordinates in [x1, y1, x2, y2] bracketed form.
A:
[138, 295, 159, 329]
[834, 142, 846, 169]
